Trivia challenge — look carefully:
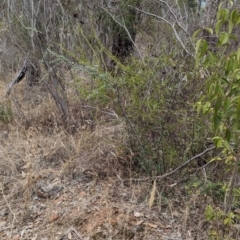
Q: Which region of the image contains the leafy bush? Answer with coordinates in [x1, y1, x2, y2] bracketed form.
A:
[74, 47, 206, 176]
[195, 1, 240, 237]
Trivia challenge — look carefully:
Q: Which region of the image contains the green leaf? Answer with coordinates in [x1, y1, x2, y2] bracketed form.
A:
[237, 16, 240, 25]
[203, 102, 211, 114]
[224, 212, 235, 225]
[230, 9, 238, 24]
[208, 82, 215, 95]
[225, 58, 232, 75]
[228, 20, 234, 34]
[208, 52, 216, 65]
[195, 39, 202, 55]
[222, 9, 230, 22]
[215, 20, 223, 35]
[225, 128, 231, 142]
[237, 48, 240, 63]
[213, 113, 222, 132]
[204, 28, 213, 35]
[203, 56, 211, 68]
[232, 69, 240, 79]
[217, 6, 223, 20]
[223, 140, 231, 151]
[223, 97, 230, 111]
[213, 136, 223, 147]
[215, 95, 222, 113]
[220, 77, 229, 85]
[205, 205, 215, 221]
[195, 39, 208, 66]
[229, 0, 234, 8]
[224, 218, 230, 225]
[202, 41, 208, 55]
[219, 32, 229, 45]
[213, 82, 220, 96]
[217, 8, 230, 22]
[192, 29, 202, 40]
[236, 96, 240, 128]
[218, 2, 225, 11]
[196, 101, 202, 114]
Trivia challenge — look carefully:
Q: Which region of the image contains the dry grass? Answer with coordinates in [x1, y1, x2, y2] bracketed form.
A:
[0, 77, 212, 239]
[0, 78, 129, 190]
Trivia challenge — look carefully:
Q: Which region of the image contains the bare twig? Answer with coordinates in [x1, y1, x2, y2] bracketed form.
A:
[131, 4, 195, 59]
[156, 146, 216, 180]
[156, 0, 195, 50]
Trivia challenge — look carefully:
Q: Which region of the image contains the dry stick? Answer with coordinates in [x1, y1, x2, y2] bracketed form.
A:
[156, 145, 216, 180]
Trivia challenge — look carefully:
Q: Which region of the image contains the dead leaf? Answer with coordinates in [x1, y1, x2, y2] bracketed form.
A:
[133, 212, 144, 218]
[150, 221, 164, 228]
[177, 231, 182, 237]
[22, 162, 31, 169]
[82, 124, 87, 130]
[147, 222, 158, 228]
[200, 67, 205, 79]
[136, 220, 144, 225]
[169, 182, 177, 187]
[172, 210, 180, 217]
[0, 221, 6, 228]
[144, 214, 151, 219]
[12, 235, 20, 240]
[79, 191, 87, 197]
[149, 179, 157, 208]
[68, 232, 72, 239]
[49, 213, 59, 222]
[21, 171, 26, 178]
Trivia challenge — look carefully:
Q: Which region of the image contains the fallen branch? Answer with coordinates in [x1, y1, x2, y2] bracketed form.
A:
[5, 60, 28, 97]
[156, 145, 216, 180]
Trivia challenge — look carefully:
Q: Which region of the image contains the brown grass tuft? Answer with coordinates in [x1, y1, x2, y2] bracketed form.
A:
[62, 120, 129, 180]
